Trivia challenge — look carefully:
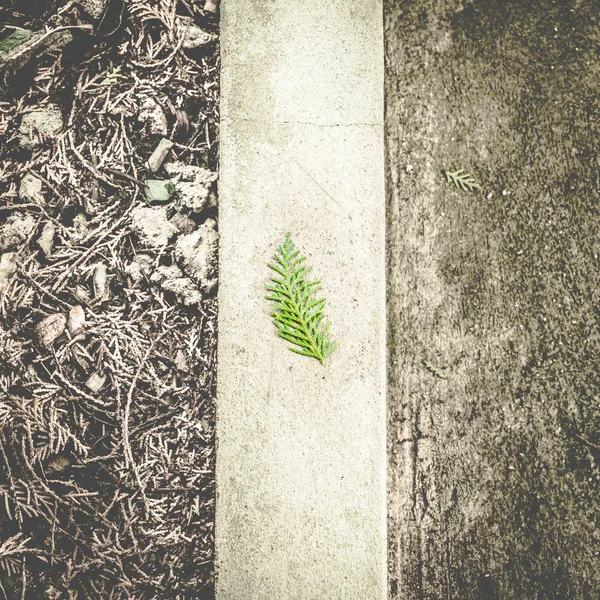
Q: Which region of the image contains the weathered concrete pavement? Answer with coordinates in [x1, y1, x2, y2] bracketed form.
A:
[216, 2, 386, 598]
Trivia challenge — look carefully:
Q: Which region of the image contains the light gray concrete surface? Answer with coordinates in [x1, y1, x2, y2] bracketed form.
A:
[216, 2, 385, 598]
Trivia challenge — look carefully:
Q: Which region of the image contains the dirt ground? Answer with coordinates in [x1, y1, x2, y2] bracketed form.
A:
[386, 1, 600, 598]
[0, 1, 219, 598]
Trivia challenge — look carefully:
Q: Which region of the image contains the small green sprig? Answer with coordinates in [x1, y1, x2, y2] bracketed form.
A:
[265, 233, 337, 364]
[100, 66, 124, 87]
[444, 168, 481, 192]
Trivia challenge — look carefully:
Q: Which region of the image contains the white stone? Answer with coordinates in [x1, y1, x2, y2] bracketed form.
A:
[0, 253, 17, 294]
[19, 172, 45, 204]
[177, 16, 216, 50]
[160, 277, 204, 306]
[0, 214, 36, 251]
[174, 218, 218, 293]
[18, 105, 63, 150]
[138, 97, 168, 137]
[130, 206, 178, 248]
[68, 305, 86, 333]
[150, 264, 183, 284]
[37, 222, 55, 257]
[79, 0, 105, 19]
[164, 161, 218, 213]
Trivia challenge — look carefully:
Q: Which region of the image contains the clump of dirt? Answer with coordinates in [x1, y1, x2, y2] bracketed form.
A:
[0, 1, 220, 598]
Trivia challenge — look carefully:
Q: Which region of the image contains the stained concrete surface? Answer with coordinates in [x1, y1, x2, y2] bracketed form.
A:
[386, 1, 600, 598]
[216, 2, 386, 598]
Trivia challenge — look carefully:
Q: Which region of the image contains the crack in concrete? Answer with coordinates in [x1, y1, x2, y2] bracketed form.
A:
[223, 115, 382, 128]
[274, 146, 380, 258]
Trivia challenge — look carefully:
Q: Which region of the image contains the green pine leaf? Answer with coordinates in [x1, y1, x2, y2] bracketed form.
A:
[265, 233, 337, 364]
[100, 66, 124, 87]
[444, 168, 481, 192]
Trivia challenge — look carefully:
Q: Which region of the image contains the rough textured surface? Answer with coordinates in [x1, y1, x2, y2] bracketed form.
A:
[164, 161, 217, 213]
[0, 214, 36, 250]
[18, 105, 63, 149]
[160, 277, 203, 306]
[0, 253, 17, 294]
[79, 0, 105, 19]
[150, 264, 204, 306]
[216, 1, 385, 598]
[177, 16, 216, 50]
[19, 172, 45, 204]
[138, 97, 168, 136]
[386, 1, 600, 598]
[175, 218, 218, 294]
[36, 221, 55, 257]
[130, 205, 178, 248]
[0, 29, 72, 75]
[125, 254, 154, 283]
[170, 212, 197, 236]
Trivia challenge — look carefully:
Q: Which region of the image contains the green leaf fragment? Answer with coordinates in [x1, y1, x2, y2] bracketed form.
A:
[444, 169, 481, 192]
[265, 232, 337, 364]
[100, 66, 124, 87]
[0, 30, 33, 53]
[423, 359, 447, 379]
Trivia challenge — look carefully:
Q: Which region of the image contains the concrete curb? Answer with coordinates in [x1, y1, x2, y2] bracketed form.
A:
[216, 2, 386, 598]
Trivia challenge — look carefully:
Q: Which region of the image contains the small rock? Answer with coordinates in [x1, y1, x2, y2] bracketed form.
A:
[125, 254, 154, 283]
[170, 213, 196, 236]
[174, 218, 218, 294]
[131, 206, 179, 248]
[175, 349, 189, 372]
[92, 264, 108, 299]
[0, 253, 17, 294]
[86, 372, 107, 392]
[144, 179, 176, 204]
[125, 261, 143, 283]
[160, 277, 204, 306]
[177, 16, 216, 50]
[68, 305, 86, 333]
[37, 222, 55, 257]
[138, 97, 168, 136]
[79, 0, 105, 19]
[150, 264, 183, 284]
[164, 162, 217, 213]
[18, 105, 63, 150]
[0, 214, 36, 251]
[35, 313, 66, 348]
[149, 265, 203, 305]
[207, 188, 218, 210]
[204, 0, 218, 13]
[69, 213, 90, 244]
[164, 161, 217, 184]
[19, 172, 45, 204]
[147, 138, 174, 173]
[47, 454, 71, 473]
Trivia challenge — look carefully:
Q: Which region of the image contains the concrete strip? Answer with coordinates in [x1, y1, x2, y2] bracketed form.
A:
[216, 2, 386, 598]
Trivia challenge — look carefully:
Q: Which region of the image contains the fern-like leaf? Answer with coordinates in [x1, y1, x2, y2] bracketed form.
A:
[444, 169, 481, 192]
[266, 233, 337, 364]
